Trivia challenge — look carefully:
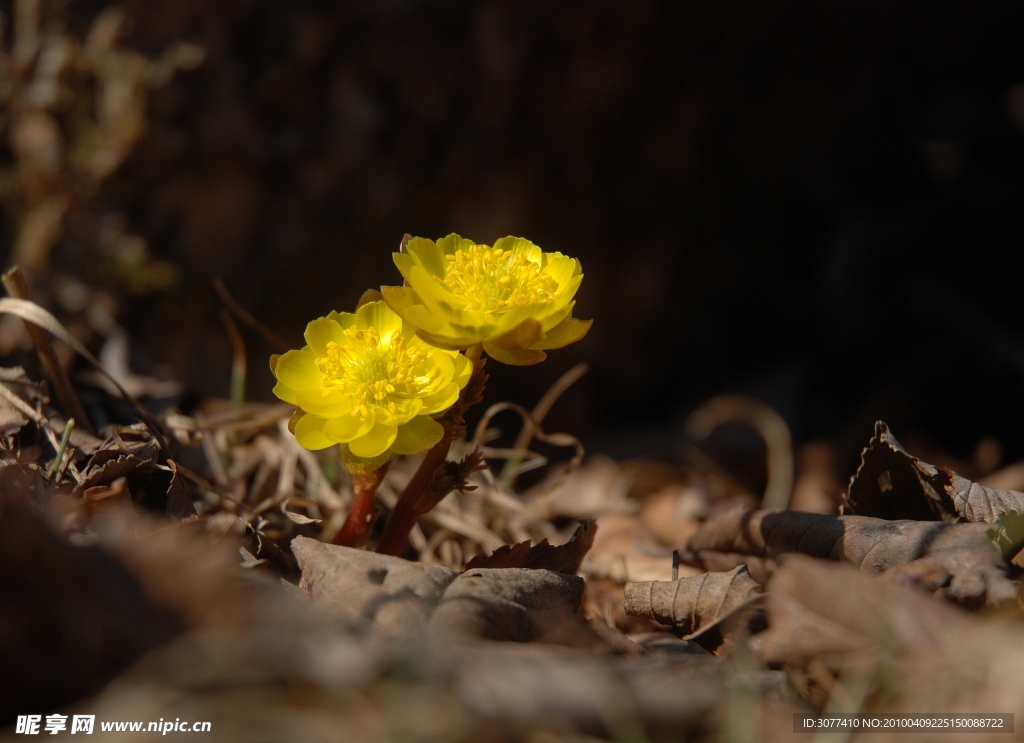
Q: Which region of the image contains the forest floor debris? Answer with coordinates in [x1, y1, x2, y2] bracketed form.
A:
[1, 320, 1023, 741]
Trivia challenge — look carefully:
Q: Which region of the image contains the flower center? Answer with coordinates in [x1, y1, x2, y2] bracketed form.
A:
[314, 326, 428, 418]
[441, 244, 558, 321]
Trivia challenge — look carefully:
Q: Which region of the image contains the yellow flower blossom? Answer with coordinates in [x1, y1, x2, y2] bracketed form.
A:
[271, 300, 472, 466]
[382, 234, 591, 365]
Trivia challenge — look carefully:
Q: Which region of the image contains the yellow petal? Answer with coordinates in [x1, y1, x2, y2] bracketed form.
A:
[331, 310, 357, 329]
[324, 413, 374, 443]
[436, 233, 476, 257]
[349, 421, 398, 458]
[450, 352, 472, 388]
[393, 252, 416, 283]
[275, 350, 322, 390]
[355, 300, 402, 340]
[375, 398, 423, 426]
[483, 318, 547, 365]
[356, 289, 383, 310]
[541, 252, 578, 288]
[537, 300, 574, 332]
[494, 235, 542, 266]
[401, 299, 451, 335]
[339, 444, 391, 474]
[381, 284, 417, 316]
[407, 265, 468, 320]
[272, 381, 298, 405]
[553, 272, 583, 303]
[532, 316, 592, 350]
[383, 284, 452, 336]
[404, 236, 448, 278]
[390, 415, 444, 455]
[490, 302, 537, 335]
[294, 413, 335, 450]
[496, 317, 544, 347]
[415, 328, 478, 351]
[325, 310, 350, 326]
[419, 382, 460, 415]
[483, 341, 546, 366]
[419, 351, 455, 391]
[295, 388, 355, 418]
[445, 316, 495, 344]
[304, 316, 346, 357]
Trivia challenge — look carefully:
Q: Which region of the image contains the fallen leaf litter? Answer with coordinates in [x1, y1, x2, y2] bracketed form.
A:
[1, 300, 1022, 741]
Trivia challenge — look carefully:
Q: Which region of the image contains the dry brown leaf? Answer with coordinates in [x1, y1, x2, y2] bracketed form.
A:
[92, 508, 270, 630]
[687, 551, 777, 584]
[0, 472, 179, 722]
[755, 554, 970, 671]
[579, 513, 688, 583]
[429, 568, 591, 645]
[164, 460, 198, 521]
[624, 565, 762, 644]
[523, 456, 635, 521]
[446, 641, 724, 733]
[73, 424, 160, 495]
[464, 519, 596, 575]
[847, 421, 1024, 523]
[684, 505, 1017, 607]
[0, 366, 47, 435]
[637, 484, 708, 545]
[292, 536, 457, 635]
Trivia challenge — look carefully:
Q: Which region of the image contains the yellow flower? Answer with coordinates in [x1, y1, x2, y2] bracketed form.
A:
[271, 300, 472, 465]
[382, 234, 591, 365]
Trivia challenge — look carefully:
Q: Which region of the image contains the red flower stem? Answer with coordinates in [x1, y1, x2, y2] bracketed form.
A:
[333, 467, 387, 547]
[374, 433, 452, 556]
[375, 352, 487, 557]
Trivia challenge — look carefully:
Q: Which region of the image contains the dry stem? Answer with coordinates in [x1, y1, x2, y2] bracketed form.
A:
[375, 357, 489, 556]
[2, 266, 95, 434]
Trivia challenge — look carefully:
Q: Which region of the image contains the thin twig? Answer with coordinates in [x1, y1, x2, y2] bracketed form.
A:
[214, 278, 292, 353]
[174, 461, 256, 518]
[0, 380, 46, 425]
[500, 362, 588, 488]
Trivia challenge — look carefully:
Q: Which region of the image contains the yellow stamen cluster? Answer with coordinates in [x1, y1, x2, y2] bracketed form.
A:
[314, 326, 427, 418]
[441, 244, 559, 322]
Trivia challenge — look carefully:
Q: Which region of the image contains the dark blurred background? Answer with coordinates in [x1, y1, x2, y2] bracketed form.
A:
[5, 0, 1024, 482]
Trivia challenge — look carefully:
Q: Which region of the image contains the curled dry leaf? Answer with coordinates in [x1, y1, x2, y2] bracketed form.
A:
[241, 524, 299, 580]
[292, 536, 457, 636]
[71, 424, 198, 521]
[624, 565, 762, 642]
[689, 550, 776, 585]
[164, 461, 198, 522]
[847, 421, 1024, 523]
[684, 505, 1017, 607]
[464, 518, 596, 574]
[73, 424, 160, 495]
